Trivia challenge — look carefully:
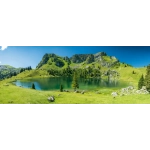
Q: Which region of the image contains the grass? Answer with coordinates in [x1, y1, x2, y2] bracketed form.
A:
[14, 69, 52, 79]
[1, 79, 150, 104]
[116, 66, 146, 86]
[0, 65, 149, 104]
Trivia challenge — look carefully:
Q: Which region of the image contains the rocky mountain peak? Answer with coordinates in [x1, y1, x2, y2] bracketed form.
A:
[94, 52, 107, 61]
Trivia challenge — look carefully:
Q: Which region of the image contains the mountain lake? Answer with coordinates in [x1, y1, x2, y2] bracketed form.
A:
[14, 77, 130, 91]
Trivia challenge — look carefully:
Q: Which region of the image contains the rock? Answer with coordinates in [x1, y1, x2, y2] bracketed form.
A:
[111, 92, 118, 98]
[120, 93, 125, 96]
[48, 96, 55, 102]
[127, 86, 134, 90]
[119, 86, 149, 96]
[86, 55, 95, 64]
[81, 90, 85, 94]
[94, 52, 107, 62]
[74, 90, 79, 93]
[142, 86, 147, 90]
[96, 91, 101, 94]
[111, 56, 117, 60]
[64, 90, 69, 92]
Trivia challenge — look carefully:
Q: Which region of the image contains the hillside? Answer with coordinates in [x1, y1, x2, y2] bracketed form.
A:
[36, 52, 135, 71]
[36, 52, 122, 70]
[1, 79, 150, 104]
[35, 52, 134, 78]
[10, 52, 146, 88]
[0, 65, 21, 80]
[0, 51, 148, 104]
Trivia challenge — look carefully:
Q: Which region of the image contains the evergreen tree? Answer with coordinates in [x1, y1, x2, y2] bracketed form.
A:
[72, 71, 79, 91]
[10, 73, 13, 77]
[60, 84, 63, 92]
[31, 83, 36, 89]
[132, 70, 136, 74]
[98, 66, 101, 69]
[138, 74, 145, 90]
[13, 72, 17, 76]
[20, 68, 23, 73]
[145, 65, 150, 92]
[66, 65, 72, 76]
[88, 66, 93, 77]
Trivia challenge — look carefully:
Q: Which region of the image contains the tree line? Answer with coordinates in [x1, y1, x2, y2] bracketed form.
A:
[20, 66, 32, 73]
[11, 66, 32, 77]
[138, 65, 150, 92]
[0, 66, 32, 80]
[59, 71, 79, 92]
[47, 65, 101, 79]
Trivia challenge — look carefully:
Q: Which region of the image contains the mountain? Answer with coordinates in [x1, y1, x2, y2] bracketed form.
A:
[36, 52, 125, 70]
[0, 65, 21, 80]
[36, 53, 70, 69]
[33, 52, 134, 81]
[13, 52, 146, 86]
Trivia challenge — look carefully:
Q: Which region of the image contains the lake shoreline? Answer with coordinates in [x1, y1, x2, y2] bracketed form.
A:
[13, 76, 130, 92]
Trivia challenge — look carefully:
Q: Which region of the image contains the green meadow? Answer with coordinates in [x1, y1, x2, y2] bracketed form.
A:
[0, 66, 149, 104]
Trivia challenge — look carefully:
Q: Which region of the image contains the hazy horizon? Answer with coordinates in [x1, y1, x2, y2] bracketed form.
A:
[0, 46, 150, 68]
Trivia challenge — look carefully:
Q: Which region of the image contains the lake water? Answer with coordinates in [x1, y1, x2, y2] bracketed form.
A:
[14, 77, 129, 91]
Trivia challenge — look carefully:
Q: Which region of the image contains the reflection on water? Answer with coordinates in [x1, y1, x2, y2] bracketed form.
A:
[15, 77, 128, 91]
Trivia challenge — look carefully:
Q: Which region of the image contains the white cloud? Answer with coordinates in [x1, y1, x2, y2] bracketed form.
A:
[0, 46, 8, 51]
[0, 61, 1, 64]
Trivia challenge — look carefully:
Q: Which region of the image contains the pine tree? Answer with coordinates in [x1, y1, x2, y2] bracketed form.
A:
[72, 71, 79, 91]
[31, 83, 36, 89]
[60, 84, 63, 92]
[14, 72, 17, 76]
[20, 68, 23, 73]
[145, 65, 150, 92]
[132, 71, 135, 74]
[138, 74, 145, 90]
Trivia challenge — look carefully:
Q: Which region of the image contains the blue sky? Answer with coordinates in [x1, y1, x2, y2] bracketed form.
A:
[0, 46, 150, 68]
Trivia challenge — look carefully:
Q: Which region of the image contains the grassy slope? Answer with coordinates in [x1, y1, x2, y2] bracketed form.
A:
[116, 66, 146, 86]
[15, 70, 52, 79]
[0, 54, 148, 104]
[0, 65, 149, 104]
[40, 57, 69, 70]
[1, 81, 150, 104]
